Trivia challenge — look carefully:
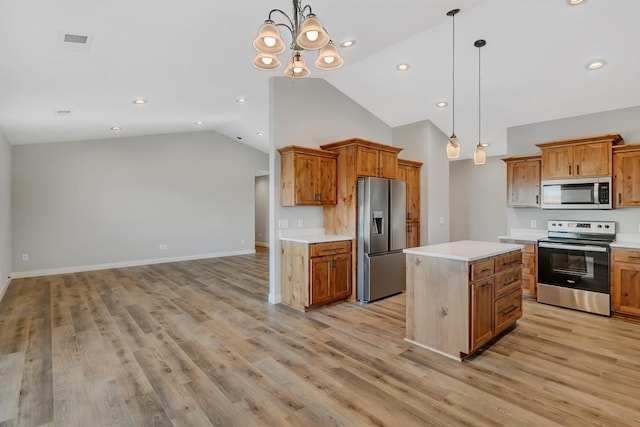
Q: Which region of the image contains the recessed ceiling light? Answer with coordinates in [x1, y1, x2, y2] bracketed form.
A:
[436, 101, 448, 108]
[132, 99, 147, 105]
[256, 132, 264, 137]
[568, 0, 585, 5]
[481, 143, 490, 147]
[236, 97, 247, 103]
[110, 126, 121, 131]
[195, 121, 204, 126]
[586, 59, 606, 70]
[340, 40, 355, 48]
[397, 63, 409, 72]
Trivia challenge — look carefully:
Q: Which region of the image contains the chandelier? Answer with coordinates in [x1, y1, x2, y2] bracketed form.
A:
[252, 0, 343, 78]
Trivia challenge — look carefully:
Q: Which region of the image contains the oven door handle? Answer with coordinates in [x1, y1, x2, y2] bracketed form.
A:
[538, 242, 608, 253]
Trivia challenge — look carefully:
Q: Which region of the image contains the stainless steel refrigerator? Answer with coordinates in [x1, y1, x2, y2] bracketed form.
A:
[357, 177, 407, 303]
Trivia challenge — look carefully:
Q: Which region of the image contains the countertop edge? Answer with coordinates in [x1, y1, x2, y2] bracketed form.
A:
[610, 242, 640, 249]
[404, 241, 524, 262]
[279, 235, 353, 244]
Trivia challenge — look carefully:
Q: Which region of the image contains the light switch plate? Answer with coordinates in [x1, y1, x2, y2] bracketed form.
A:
[278, 219, 289, 229]
[530, 220, 537, 228]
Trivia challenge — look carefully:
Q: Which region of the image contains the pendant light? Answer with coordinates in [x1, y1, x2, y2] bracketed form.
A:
[473, 39, 487, 165]
[446, 9, 460, 159]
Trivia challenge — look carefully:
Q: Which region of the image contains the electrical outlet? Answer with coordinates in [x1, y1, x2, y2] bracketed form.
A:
[297, 218, 304, 228]
[278, 219, 289, 229]
[241, 238, 245, 244]
[159, 244, 168, 250]
[530, 220, 537, 228]
[638, 223, 640, 233]
[22, 253, 29, 262]
[439, 217, 445, 225]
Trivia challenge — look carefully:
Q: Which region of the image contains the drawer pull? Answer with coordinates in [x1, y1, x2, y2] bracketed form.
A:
[481, 268, 492, 273]
[503, 259, 520, 266]
[504, 279, 519, 286]
[480, 281, 491, 288]
[628, 255, 640, 259]
[502, 306, 519, 316]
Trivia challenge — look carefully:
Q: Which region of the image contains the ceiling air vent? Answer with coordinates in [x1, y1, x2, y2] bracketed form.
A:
[58, 31, 93, 51]
[64, 34, 88, 44]
[55, 109, 73, 116]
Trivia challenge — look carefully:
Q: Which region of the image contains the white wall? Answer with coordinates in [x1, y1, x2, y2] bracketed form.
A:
[450, 105, 640, 241]
[392, 120, 451, 245]
[255, 175, 269, 247]
[0, 129, 11, 297]
[269, 77, 393, 303]
[12, 130, 268, 275]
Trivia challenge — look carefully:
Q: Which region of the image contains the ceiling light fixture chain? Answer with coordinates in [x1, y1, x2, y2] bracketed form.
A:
[252, 0, 343, 78]
[445, 8, 460, 160]
[474, 39, 487, 166]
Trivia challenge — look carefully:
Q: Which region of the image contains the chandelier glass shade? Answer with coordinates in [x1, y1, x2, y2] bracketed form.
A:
[252, 0, 343, 77]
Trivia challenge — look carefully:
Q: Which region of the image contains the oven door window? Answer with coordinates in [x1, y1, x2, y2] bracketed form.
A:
[538, 247, 609, 293]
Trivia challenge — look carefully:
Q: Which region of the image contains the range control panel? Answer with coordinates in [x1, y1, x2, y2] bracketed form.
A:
[547, 220, 616, 235]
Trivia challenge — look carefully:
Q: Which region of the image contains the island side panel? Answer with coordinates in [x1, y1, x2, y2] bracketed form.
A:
[406, 254, 470, 358]
[281, 240, 309, 311]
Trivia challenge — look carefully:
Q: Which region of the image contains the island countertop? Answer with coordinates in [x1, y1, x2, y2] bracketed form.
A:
[404, 240, 524, 262]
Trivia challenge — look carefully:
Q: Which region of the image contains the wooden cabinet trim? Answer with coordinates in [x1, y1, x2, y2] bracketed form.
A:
[501, 154, 541, 163]
[535, 134, 623, 150]
[320, 138, 404, 154]
[398, 158, 424, 168]
[277, 145, 338, 159]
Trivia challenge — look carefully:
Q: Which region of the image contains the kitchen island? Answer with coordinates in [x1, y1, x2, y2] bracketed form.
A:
[404, 240, 524, 361]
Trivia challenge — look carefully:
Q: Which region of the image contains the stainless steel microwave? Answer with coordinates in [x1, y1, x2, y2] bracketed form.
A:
[541, 177, 612, 209]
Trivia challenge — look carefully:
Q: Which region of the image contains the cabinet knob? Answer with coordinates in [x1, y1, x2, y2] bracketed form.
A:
[576, 164, 580, 176]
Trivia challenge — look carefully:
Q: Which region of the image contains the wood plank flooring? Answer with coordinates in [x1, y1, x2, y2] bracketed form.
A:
[2, 248, 640, 426]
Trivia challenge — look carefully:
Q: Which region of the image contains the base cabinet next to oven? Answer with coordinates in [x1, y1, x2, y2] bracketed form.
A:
[611, 248, 640, 321]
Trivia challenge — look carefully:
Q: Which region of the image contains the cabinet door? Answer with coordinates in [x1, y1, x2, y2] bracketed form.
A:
[521, 253, 537, 297]
[573, 142, 610, 177]
[310, 256, 332, 305]
[318, 156, 337, 205]
[612, 262, 640, 316]
[542, 146, 573, 179]
[613, 150, 640, 207]
[356, 146, 380, 177]
[331, 253, 352, 300]
[470, 279, 494, 351]
[294, 153, 319, 205]
[507, 160, 540, 207]
[406, 166, 420, 220]
[378, 151, 398, 179]
[406, 221, 420, 248]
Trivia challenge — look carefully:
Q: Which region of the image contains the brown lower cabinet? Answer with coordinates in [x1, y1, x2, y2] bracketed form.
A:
[281, 239, 352, 311]
[611, 247, 640, 321]
[499, 238, 538, 297]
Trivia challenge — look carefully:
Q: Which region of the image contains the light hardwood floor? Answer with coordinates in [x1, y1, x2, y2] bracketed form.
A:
[1, 249, 640, 426]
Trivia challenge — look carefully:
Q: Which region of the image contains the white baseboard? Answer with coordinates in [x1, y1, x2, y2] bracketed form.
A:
[10, 249, 256, 279]
[0, 277, 10, 303]
[269, 292, 282, 304]
[255, 241, 269, 248]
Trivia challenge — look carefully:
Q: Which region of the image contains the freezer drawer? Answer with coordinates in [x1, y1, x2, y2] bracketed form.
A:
[358, 251, 406, 302]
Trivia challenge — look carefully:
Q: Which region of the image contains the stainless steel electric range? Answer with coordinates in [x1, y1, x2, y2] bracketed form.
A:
[537, 220, 615, 316]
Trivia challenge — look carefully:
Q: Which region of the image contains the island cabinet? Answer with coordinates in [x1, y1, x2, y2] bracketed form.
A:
[281, 239, 352, 311]
[498, 238, 538, 297]
[502, 155, 541, 208]
[277, 145, 338, 206]
[613, 144, 640, 208]
[536, 134, 623, 180]
[398, 159, 422, 248]
[405, 241, 523, 361]
[611, 247, 640, 321]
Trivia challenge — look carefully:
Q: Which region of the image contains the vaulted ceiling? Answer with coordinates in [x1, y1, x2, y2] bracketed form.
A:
[1, 0, 639, 159]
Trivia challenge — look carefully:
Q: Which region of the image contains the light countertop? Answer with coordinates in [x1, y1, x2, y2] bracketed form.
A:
[404, 240, 524, 262]
[279, 234, 352, 244]
[611, 233, 640, 249]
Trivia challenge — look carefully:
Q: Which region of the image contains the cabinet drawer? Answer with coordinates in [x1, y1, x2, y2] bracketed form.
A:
[495, 289, 523, 334]
[470, 259, 494, 282]
[495, 269, 522, 298]
[310, 240, 351, 257]
[522, 253, 536, 275]
[495, 251, 522, 274]
[522, 242, 536, 254]
[613, 248, 640, 264]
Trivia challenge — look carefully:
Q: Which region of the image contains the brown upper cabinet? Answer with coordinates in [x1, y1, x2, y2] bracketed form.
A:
[398, 159, 422, 248]
[278, 146, 338, 206]
[613, 143, 640, 207]
[536, 134, 623, 180]
[321, 138, 402, 179]
[502, 155, 541, 208]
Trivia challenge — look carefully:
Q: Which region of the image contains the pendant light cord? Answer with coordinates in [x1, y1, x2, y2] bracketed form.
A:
[452, 13, 456, 134]
[478, 43, 481, 145]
